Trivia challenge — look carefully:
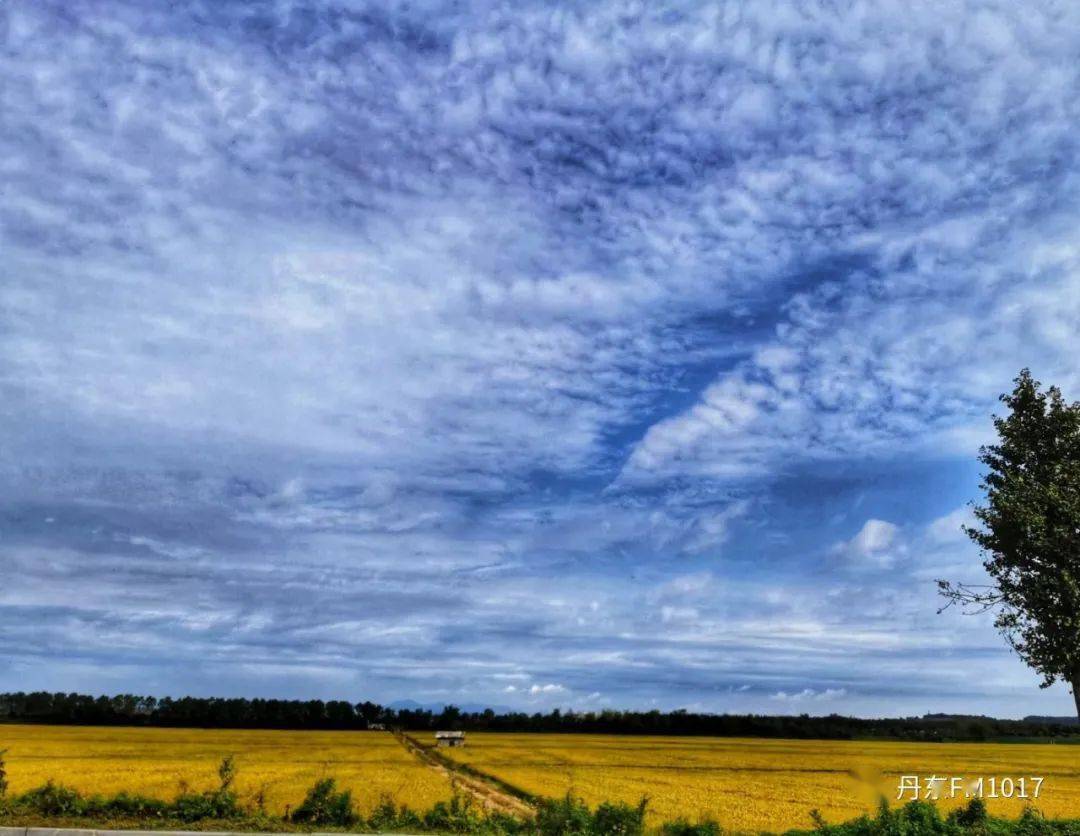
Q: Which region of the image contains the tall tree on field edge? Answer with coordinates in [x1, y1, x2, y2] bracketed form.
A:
[940, 369, 1080, 719]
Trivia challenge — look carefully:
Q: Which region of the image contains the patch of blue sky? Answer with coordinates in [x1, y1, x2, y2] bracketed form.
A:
[2, 0, 1079, 718]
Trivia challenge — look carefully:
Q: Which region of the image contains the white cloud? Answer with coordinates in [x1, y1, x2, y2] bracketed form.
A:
[926, 507, 975, 545]
[827, 519, 907, 570]
[846, 520, 900, 558]
[660, 606, 699, 624]
[770, 687, 848, 703]
[529, 683, 567, 695]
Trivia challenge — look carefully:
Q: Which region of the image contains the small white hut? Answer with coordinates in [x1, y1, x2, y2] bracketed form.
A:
[435, 730, 466, 748]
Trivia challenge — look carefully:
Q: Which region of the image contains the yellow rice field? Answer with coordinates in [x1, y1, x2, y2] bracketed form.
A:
[5, 725, 1080, 832]
[0, 725, 453, 817]
[432, 733, 1080, 832]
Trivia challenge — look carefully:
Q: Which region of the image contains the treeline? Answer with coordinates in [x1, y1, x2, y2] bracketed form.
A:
[2, 692, 1079, 741]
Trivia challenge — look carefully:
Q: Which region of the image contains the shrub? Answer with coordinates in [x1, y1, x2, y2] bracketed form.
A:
[537, 793, 593, 836]
[100, 791, 170, 818]
[592, 798, 648, 836]
[483, 809, 533, 835]
[535, 793, 648, 836]
[169, 759, 242, 822]
[661, 818, 721, 836]
[799, 799, 1027, 836]
[290, 777, 357, 826]
[368, 794, 424, 830]
[948, 799, 988, 831]
[19, 781, 85, 816]
[423, 792, 483, 833]
[901, 800, 946, 835]
[173, 787, 241, 822]
[0, 748, 7, 798]
[368, 794, 401, 828]
[1015, 807, 1052, 836]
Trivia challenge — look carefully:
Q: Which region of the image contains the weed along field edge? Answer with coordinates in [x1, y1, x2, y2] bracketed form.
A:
[5, 726, 1080, 833]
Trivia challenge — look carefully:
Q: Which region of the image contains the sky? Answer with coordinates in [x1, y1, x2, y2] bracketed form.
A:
[2, 0, 1080, 719]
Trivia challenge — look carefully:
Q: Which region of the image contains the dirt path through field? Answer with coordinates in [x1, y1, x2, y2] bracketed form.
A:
[392, 731, 535, 818]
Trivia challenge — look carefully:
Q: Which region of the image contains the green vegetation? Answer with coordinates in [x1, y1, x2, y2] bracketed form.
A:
[659, 821, 721, 836]
[535, 794, 648, 836]
[1, 757, 245, 824]
[801, 799, 1080, 836]
[939, 370, 1080, 720]
[0, 777, 529, 834]
[291, 777, 358, 826]
[3, 783, 1080, 836]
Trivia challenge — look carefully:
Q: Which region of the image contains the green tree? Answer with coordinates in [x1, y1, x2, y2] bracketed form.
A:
[939, 370, 1080, 718]
[438, 704, 463, 730]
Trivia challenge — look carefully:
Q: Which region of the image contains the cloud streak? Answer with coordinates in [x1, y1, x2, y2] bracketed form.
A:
[2, 0, 1079, 717]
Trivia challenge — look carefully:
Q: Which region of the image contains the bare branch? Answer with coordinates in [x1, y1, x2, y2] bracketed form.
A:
[936, 580, 1005, 615]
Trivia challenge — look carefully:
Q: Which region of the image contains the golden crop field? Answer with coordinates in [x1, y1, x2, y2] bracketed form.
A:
[5, 725, 1080, 832]
[432, 732, 1080, 832]
[0, 725, 453, 817]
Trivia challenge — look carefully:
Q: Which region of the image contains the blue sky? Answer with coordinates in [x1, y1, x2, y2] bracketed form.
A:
[2, 0, 1080, 719]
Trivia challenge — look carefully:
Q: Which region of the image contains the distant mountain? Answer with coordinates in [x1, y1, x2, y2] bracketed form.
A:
[387, 699, 515, 714]
[1023, 715, 1079, 725]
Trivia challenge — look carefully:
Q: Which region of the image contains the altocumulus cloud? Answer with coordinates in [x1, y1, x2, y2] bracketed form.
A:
[1, 0, 1079, 717]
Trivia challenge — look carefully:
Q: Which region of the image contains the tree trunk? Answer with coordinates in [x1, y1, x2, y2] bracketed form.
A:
[1073, 673, 1080, 722]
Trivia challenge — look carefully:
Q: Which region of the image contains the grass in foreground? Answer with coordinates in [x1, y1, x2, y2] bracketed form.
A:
[4, 776, 1080, 836]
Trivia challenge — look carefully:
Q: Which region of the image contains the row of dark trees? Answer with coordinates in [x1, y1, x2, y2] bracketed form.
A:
[2, 692, 1078, 741]
[0, 692, 382, 730]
